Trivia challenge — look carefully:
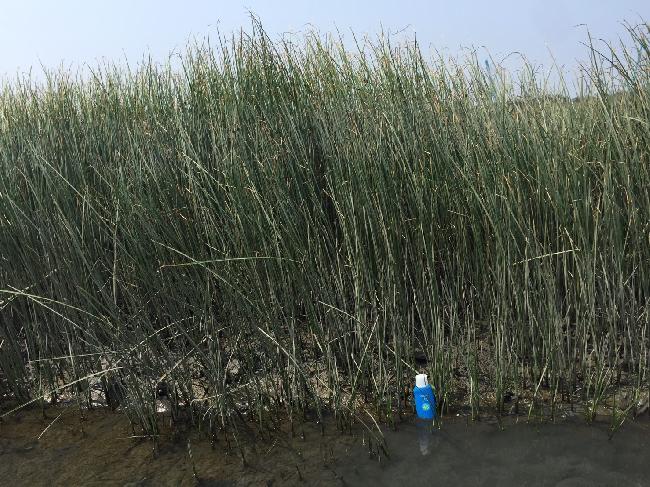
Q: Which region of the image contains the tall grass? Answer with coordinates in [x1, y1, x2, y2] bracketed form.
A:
[0, 20, 648, 440]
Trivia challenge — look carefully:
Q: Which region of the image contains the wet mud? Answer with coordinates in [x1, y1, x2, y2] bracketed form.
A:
[1, 408, 648, 486]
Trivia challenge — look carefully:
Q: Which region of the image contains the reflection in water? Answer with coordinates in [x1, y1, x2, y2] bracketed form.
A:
[415, 418, 434, 456]
[335, 417, 650, 487]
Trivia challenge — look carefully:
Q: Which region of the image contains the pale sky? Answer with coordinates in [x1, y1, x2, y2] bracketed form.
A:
[0, 1, 647, 80]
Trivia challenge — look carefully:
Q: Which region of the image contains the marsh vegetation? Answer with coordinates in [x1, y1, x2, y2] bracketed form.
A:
[0, 20, 649, 450]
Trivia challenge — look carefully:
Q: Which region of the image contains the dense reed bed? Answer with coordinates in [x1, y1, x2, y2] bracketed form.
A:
[0, 21, 649, 441]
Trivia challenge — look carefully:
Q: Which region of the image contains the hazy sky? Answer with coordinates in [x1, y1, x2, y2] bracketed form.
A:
[0, 1, 647, 79]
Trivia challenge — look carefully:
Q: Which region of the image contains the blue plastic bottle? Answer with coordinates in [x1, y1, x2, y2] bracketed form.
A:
[414, 374, 436, 420]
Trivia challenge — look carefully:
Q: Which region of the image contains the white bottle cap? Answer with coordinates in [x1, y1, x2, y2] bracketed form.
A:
[415, 374, 428, 388]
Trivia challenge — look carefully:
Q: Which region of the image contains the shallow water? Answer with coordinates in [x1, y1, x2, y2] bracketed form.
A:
[338, 417, 650, 487]
[1, 408, 648, 486]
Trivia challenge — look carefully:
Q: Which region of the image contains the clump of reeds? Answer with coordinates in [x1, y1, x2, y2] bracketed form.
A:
[0, 19, 648, 440]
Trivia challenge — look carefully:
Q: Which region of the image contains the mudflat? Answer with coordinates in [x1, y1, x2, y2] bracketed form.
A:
[1, 408, 648, 486]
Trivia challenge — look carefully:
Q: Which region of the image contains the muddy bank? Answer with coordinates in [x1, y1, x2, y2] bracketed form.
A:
[0, 408, 354, 486]
[1, 408, 649, 486]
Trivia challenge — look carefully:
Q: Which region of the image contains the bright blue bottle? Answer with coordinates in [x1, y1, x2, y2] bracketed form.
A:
[414, 374, 436, 420]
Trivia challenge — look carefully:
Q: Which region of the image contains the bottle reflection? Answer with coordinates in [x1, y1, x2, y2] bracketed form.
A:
[416, 418, 433, 456]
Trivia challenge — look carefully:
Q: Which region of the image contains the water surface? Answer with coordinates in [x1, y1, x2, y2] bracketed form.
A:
[337, 417, 650, 487]
[1, 408, 648, 486]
